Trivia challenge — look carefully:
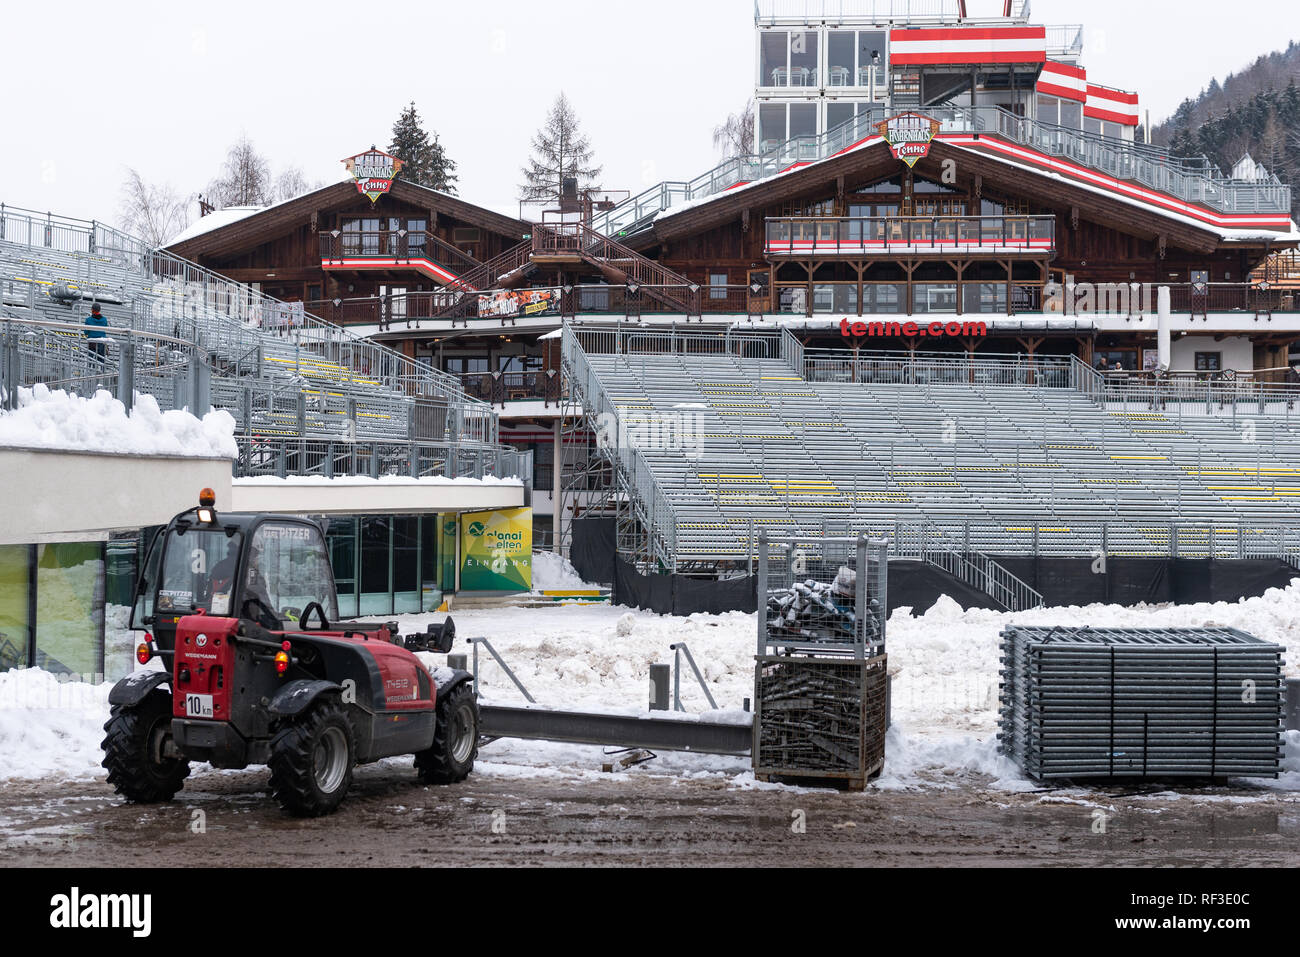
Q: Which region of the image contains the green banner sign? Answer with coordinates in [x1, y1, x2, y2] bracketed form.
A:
[459, 508, 532, 593]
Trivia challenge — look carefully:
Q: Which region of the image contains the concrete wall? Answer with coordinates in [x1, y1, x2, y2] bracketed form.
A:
[231, 479, 524, 516]
[0, 449, 233, 545]
[1169, 335, 1254, 373]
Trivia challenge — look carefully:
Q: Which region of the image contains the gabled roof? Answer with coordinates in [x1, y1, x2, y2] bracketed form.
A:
[166, 179, 528, 260]
[641, 135, 1298, 255]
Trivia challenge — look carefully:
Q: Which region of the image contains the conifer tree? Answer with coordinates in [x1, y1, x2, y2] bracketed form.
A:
[389, 102, 458, 194]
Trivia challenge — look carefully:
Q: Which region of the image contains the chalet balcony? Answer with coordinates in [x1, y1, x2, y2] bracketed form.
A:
[459, 370, 564, 407]
[765, 216, 1057, 259]
[319, 230, 481, 285]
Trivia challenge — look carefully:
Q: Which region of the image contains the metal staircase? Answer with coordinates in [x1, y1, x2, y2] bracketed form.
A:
[433, 239, 536, 321]
[533, 223, 694, 314]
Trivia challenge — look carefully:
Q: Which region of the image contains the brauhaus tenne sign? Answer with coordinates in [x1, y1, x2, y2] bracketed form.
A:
[878, 112, 942, 169]
[343, 148, 405, 204]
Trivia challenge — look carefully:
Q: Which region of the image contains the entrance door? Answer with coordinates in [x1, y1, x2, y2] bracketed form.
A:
[747, 269, 771, 316]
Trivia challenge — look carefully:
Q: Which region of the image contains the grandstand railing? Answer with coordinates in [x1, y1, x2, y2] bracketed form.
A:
[804, 348, 1073, 386]
[591, 104, 1291, 237]
[562, 324, 680, 567]
[754, 0, 1032, 26]
[2, 207, 528, 479]
[0, 204, 487, 412]
[235, 437, 532, 483]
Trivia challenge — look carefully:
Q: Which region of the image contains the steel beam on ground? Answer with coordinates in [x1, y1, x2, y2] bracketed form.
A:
[479, 704, 752, 755]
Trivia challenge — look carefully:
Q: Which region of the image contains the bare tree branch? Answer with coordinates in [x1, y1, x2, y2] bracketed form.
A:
[118, 168, 192, 247]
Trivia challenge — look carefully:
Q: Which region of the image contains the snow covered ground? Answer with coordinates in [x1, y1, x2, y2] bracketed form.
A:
[2, 582, 1298, 795]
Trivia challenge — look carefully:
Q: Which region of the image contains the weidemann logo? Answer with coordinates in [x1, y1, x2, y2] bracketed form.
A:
[50, 887, 151, 938]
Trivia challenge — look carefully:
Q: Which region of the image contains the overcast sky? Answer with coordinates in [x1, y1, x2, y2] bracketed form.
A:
[3, 0, 1297, 229]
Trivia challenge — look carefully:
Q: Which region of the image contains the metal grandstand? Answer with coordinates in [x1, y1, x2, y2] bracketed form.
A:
[561, 322, 1300, 602]
[0, 203, 530, 482]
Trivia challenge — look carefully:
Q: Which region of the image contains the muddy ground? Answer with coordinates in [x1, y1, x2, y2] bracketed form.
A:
[1, 749, 1297, 867]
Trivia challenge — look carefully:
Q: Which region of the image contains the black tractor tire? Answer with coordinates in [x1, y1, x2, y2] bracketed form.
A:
[415, 683, 479, 785]
[268, 699, 356, 817]
[101, 691, 190, 803]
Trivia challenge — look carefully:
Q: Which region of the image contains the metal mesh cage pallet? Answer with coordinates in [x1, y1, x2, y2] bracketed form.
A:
[753, 654, 888, 789]
[756, 532, 888, 660]
[998, 626, 1285, 781]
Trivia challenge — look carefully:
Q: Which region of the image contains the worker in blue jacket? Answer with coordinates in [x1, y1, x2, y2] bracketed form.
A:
[84, 303, 108, 362]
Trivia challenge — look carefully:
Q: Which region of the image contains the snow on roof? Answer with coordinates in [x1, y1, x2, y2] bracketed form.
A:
[165, 205, 267, 247]
[649, 136, 1297, 243]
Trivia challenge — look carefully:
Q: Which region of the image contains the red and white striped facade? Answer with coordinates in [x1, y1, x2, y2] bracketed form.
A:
[1035, 59, 1140, 127]
[1084, 83, 1141, 127]
[889, 26, 1047, 66]
[1036, 61, 1088, 102]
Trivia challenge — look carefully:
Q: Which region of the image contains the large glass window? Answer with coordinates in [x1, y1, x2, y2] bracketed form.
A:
[862, 284, 903, 314]
[156, 528, 242, 618]
[963, 283, 1008, 314]
[827, 102, 855, 130]
[393, 518, 421, 615]
[1060, 100, 1082, 129]
[789, 103, 818, 138]
[35, 543, 103, 677]
[760, 32, 788, 87]
[858, 31, 886, 85]
[421, 518, 442, 612]
[0, 545, 30, 672]
[248, 522, 339, 626]
[913, 285, 959, 314]
[1036, 94, 1059, 126]
[328, 518, 359, 619]
[360, 517, 392, 616]
[828, 32, 856, 87]
[789, 31, 818, 87]
[407, 218, 427, 255]
[759, 103, 787, 150]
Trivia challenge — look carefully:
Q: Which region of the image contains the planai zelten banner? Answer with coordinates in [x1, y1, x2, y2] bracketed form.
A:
[459, 508, 532, 592]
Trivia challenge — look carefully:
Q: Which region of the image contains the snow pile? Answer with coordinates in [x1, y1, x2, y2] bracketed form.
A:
[0, 669, 112, 780]
[530, 551, 594, 591]
[0, 385, 238, 458]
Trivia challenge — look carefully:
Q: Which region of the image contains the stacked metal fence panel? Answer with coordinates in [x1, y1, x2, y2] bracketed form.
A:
[999, 626, 1285, 780]
[754, 655, 888, 786]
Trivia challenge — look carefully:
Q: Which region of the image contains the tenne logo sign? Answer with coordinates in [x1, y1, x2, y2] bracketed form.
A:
[878, 112, 942, 169]
[342, 147, 405, 204]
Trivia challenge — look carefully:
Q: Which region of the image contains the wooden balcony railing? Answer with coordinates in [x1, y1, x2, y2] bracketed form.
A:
[766, 215, 1057, 257]
[459, 370, 564, 406]
[319, 230, 483, 276]
[302, 281, 1300, 328]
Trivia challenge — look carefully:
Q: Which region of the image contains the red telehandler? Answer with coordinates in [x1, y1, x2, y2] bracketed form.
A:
[102, 490, 479, 817]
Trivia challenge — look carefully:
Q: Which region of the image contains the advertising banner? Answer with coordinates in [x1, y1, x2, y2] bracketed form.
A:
[459, 508, 532, 592]
[477, 288, 560, 320]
